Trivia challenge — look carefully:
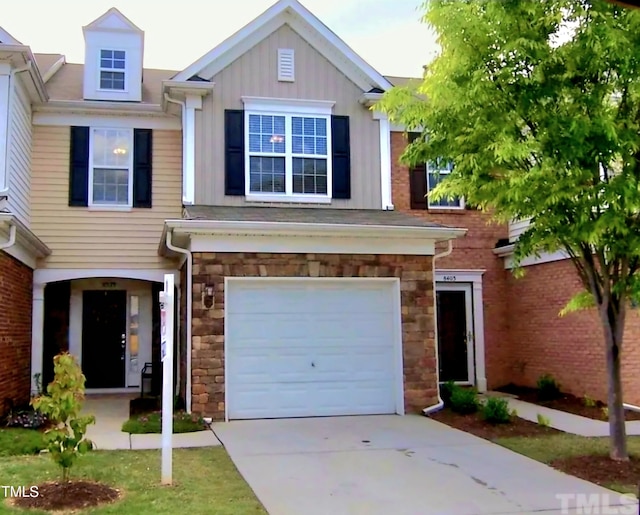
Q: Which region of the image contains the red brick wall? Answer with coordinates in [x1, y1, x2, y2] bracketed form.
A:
[391, 132, 511, 388]
[0, 251, 33, 415]
[191, 252, 436, 420]
[507, 258, 640, 405]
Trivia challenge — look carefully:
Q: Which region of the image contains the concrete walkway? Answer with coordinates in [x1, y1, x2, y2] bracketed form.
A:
[82, 394, 220, 450]
[213, 415, 636, 515]
[505, 398, 640, 437]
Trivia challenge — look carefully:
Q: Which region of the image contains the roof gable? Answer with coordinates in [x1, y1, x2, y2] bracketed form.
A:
[0, 26, 22, 45]
[83, 7, 143, 34]
[173, 0, 392, 92]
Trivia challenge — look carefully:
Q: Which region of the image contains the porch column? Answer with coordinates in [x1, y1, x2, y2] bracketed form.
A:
[473, 280, 487, 392]
[30, 281, 45, 393]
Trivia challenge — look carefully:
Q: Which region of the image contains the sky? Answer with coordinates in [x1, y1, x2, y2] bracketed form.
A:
[2, 0, 440, 78]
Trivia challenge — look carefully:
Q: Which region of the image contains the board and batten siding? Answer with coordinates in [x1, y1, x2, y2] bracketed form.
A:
[195, 24, 382, 209]
[6, 78, 32, 226]
[31, 126, 182, 269]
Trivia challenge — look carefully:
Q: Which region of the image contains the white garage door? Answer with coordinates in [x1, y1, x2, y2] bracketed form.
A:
[226, 279, 401, 420]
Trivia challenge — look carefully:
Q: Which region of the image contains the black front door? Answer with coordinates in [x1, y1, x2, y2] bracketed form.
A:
[82, 290, 127, 388]
[437, 289, 470, 382]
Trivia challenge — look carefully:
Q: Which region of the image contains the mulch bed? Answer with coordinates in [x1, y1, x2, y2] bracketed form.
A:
[12, 481, 120, 512]
[551, 455, 640, 491]
[429, 408, 561, 440]
[498, 384, 640, 422]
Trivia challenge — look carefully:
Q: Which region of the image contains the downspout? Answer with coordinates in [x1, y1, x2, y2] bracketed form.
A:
[163, 93, 188, 202]
[423, 239, 454, 415]
[165, 228, 193, 413]
[1, 62, 32, 195]
[0, 224, 17, 250]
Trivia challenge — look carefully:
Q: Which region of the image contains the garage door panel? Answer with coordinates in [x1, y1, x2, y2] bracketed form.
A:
[230, 380, 396, 419]
[230, 344, 394, 382]
[226, 280, 401, 419]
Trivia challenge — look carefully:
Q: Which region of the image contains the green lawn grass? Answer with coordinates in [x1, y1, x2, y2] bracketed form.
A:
[0, 429, 45, 457]
[0, 447, 266, 514]
[496, 433, 640, 493]
[121, 412, 206, 434]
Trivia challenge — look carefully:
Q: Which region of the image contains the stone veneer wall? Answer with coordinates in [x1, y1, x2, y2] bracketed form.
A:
[190, 252, 436, 420]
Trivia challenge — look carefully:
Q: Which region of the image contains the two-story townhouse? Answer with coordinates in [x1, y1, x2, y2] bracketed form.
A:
[9, 0, 637, 422]
[0, 27, 50, 413]
[4, 2, 464, 422]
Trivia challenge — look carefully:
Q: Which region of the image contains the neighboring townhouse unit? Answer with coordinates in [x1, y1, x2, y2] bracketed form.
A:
[2, 0, 639, 420]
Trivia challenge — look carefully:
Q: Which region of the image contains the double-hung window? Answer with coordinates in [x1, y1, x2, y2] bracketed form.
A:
[100, 49, 126, 91]
[244, 100, 333, 202]
[90, 128, 133, 207]
[427, 159, 463, 209]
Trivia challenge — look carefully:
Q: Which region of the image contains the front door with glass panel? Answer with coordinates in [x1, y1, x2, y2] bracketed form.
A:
[436, 284, 475, 384]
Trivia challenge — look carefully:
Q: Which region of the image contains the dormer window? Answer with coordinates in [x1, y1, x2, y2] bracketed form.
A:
[99, 50, 126, 90]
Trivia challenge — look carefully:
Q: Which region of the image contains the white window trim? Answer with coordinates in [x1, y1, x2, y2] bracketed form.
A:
[427, 162, 465, 210]
[242, 98, 335, 202]
[88, 127, 134, 209]
[97, 49, 128, 93]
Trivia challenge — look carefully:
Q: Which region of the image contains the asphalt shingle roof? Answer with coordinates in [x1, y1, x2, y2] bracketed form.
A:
[184, 205, 445, 228]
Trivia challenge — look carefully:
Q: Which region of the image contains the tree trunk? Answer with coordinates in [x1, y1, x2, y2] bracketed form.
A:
[600, 303, 629, 461]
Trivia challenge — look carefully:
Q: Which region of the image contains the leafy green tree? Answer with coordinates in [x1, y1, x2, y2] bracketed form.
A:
[379, 0, 640, 461]
[32, 353, 95, 481]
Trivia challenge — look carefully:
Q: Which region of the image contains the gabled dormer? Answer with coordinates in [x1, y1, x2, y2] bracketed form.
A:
[82, 8, 144, 102]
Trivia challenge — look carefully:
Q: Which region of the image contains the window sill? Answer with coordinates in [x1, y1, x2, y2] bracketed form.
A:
[246, 194, 332, 205]
[87, 205, 133, 212]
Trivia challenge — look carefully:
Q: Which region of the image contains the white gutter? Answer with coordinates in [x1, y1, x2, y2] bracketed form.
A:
[0, 224, 17, 250]
[164, 93, 192, 205]
[165, 228, 193, 413]
[166, 218, 467, 243]
[423, 239, 454, 415]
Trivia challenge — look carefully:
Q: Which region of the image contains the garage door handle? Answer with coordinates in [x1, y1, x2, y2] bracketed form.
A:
[311, 362, 315, 368]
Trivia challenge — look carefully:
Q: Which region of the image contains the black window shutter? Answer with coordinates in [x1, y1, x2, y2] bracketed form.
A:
[408, 132, 428, 210]
[69, 126, 90, 207]
[133, 129, 153, 208]
[331, 115, 351, 199]
[225, 110, 245, 196]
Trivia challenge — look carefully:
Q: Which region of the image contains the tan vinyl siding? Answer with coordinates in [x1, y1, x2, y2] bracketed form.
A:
[31, 126, 182, 269]
[7, 79, 32, 226]
[195, 24, 381, 209]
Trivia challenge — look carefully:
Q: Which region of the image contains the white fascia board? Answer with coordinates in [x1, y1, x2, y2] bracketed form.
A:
[0, 47, 47, 102]
[173, 0, 392, 92]
[0, 213, 51, 262]
[493, 243, 571, 269]
[166, 219, 466, 243]
[189, 232, 436, 256]
[359, 92, 383, 107]
[242, 96, 335, 115]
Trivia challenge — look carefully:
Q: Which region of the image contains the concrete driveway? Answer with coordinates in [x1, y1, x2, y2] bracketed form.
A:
[213, 415, 636, 515]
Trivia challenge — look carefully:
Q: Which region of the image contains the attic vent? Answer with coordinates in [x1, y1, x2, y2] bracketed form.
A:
[278, 48, 295, 82]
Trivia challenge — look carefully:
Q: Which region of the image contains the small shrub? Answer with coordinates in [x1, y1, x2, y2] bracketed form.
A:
[536, 374, 561, 401]
[440, 380, 458, 407]
[537, 413, 551, 427]
[450, 388, 479, 414]
[32, 353, 95, 482]
[583, 395, 597, 408]
[481, 397, 512, 424]
[601, 406, 609, 420]
[6, 407, 48, 429]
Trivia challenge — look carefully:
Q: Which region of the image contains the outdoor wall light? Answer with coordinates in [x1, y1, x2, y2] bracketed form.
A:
[202, 285, 215, 309]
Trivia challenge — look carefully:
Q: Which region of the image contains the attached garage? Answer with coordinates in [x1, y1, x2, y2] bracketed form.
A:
[225, 278, 403, 420]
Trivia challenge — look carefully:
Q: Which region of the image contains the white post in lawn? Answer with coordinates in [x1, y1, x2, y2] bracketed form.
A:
[160, 274, 174, 486]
